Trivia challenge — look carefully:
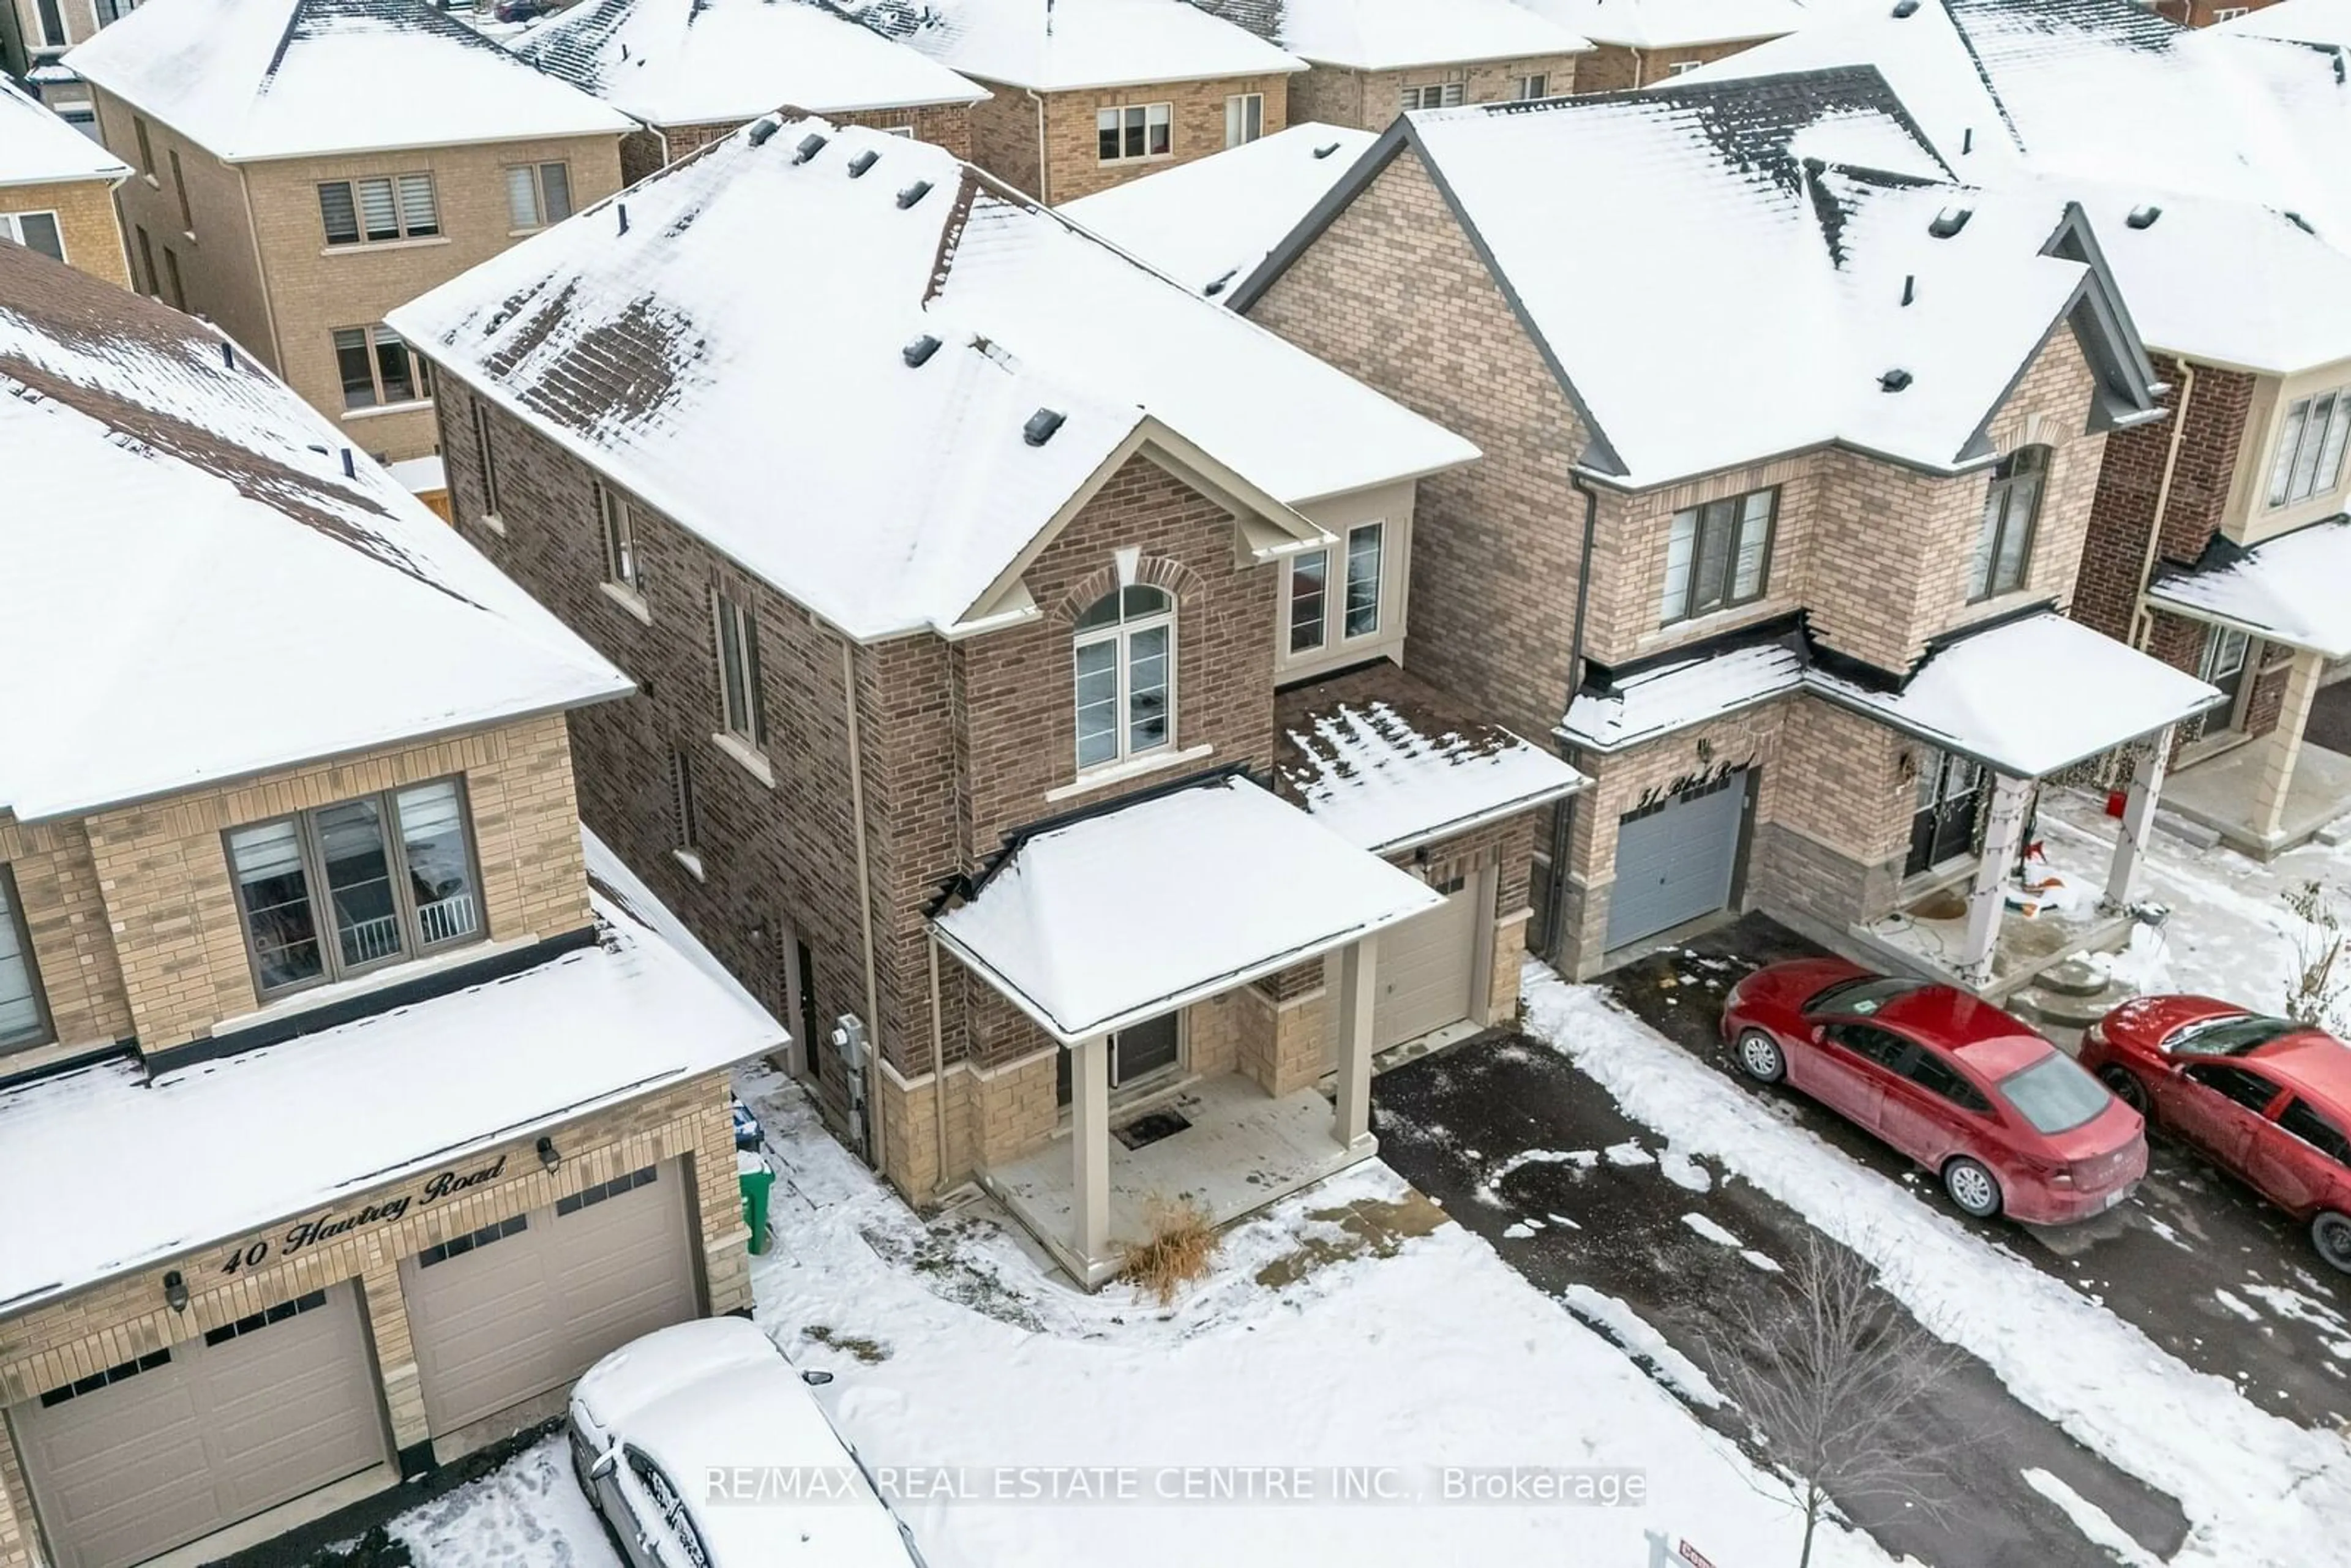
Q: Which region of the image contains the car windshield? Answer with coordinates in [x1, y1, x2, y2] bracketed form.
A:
[2169, 1013, 2300, 1058]
[1803, 975, 1926, 1018]
[1997, 1052, 2114, 1135]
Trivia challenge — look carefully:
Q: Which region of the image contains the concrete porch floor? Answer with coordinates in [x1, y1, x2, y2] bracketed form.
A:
[1851, 888, 2131, 1002]
[980, 1073, 1375, 1289]
[2164, 738, 2351, 858]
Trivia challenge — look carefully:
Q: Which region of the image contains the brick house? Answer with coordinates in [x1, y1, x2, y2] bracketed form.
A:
[806, 0, 1307, 201]
[1690, 0, 2351, 852]
[62, 0, 634, 470]
[1183, 0, 1591, 127]
[0, 74, 128, 288]
[0, 242, 781, 1568]
[1, 0, 129, 86]
[389, 116, 1580, 1285]
[1514, 0, 1803, 91]
[1234, 72, 2221, 989]
[509, 0, 991, 184]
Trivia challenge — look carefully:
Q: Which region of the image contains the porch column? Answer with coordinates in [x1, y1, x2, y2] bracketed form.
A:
[1959, 772, 2034, 988]
[2253, 647, 2326, 844]
[1070, 1034, 1111, 1269]
[2104, 724, 2175, 911]
[1333, 934, 1378, 1155]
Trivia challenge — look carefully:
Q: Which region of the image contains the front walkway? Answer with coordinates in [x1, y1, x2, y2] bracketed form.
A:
[2166, 737, 2351, 857]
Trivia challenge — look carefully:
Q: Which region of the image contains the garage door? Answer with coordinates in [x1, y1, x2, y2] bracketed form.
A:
[1606, 771, 1748, 952]
[12, 1283, 388, 1568]
[400, 1160, 697, 1435]
[1374, 876, 1481, 1052]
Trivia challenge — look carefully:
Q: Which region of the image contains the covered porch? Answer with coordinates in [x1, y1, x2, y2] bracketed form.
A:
[2148, 518, 2351, 857]
[932, 773, 1442, 1288]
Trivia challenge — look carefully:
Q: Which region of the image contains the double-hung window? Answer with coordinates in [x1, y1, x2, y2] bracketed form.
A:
[1401, 83, 1464, 110]
[1661, 487, 1774, 624]
[0, 866, 53, 1052]
[35, 0, 64, 47]
[1073, 585, 1174, 768]
[319, 174, 439, 246]
[225, 779, 484, 998]
[599, 484, 642, 595]
[1287, 522, 1385, 654]
[1224, 92, 1263, 148]
[2266, 386, 2351, 508]
[1970, 446, 2045, 601]
[0, 212, 64, 263]
[333, 324, 422, 410]
[504, 162, 573, 231]
[714, 591, 768, 752]
[1097, 103, 1172, 163]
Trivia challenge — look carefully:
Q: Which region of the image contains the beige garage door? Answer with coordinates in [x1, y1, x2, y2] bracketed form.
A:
[1373, 878, 1482, 1052]
[400, 1160, 698, 1435]
[12, 1283, 388, 1568]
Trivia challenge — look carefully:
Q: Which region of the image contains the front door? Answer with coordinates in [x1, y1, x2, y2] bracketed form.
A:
[1907, 749, 1985, 877]
[2198, 626, 2253, 735]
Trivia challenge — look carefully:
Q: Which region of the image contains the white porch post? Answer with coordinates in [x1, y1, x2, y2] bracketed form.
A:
[1333, 934, 1378, 1155]
[1959, 772, 2034, 988]
[2105, 724, 2175, 911]
[2254, 647, 2326, 844]
[1070, 1034, 1111, 1269]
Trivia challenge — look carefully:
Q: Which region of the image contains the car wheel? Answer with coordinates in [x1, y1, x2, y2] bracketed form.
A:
[2098, 1065, 2148, 1114]
[1734, 1028, 1787, 1084]
[2313, 1212, 2351, 1275]
[1943, 1157, 2003, 1220]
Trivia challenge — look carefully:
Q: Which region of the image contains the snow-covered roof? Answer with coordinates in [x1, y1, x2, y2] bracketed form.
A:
[64, 0, 634, 162]
[933, 774, 1441, 1042]
[386, 452, 447, 495]
[1060, 122, 1377, 298]
[1809, 609, 2224, 777]
[0, 242, 629, 824]
[1560, 634, 1805, 752]
[1186, 0, 1589, 70]
[2216, 0, 2351, 48]
[815, 0, 1304, 91]
[1276, 664, 1586, 853]
[2145, 517, 2351, 660]
[0, 74, 129, 187]
[1516, 0, 1805, 49]
[0, 868, 783, 1315]
[392, 116, 1474, 642]
[1247, 69, 2153, 487]
[511, 0, 988, 126]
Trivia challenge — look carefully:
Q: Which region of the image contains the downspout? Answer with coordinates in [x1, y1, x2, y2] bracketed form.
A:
[2129, 362, 2196, 650]
[1630, 47, 1646, 89]
[839, 638, 887, 1182]
[1545, 470, 1603, 971]
[926, 934, 950, 1186]
[1026, 89, 1051, 203]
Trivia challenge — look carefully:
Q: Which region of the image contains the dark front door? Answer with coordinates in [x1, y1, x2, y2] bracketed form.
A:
[1908, 749, 1985, 877]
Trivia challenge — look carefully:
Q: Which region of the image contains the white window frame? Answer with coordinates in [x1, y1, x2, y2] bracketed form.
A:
[2265, 386, 2351, 509]
[2213, 6, 2250, 19]
[318, 173, 440, 247]
[598, 482, 643, 596]
[1097, 102, 1174, 164]
[0, 211, 66, 263]
[1285, 520, 1389, 656]
[1667, 59, 1701, 75]
[1224, 92, 1264, 148]
[1072, 586, 1177, 770]
[1515, 73, 1550, 100]
[503, 160, 573, 232]
[713, 590, 768, 755]
[1661, 487, 1775, 625]
[1401, 82, 1465, 111]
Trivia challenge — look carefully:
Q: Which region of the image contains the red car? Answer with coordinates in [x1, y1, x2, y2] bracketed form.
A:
[1722, 958, 2147, 1225]
[2080, 996, 2351, 1272]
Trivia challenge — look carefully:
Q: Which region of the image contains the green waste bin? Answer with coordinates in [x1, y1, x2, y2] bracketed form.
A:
[738, 1152, 774, 1256]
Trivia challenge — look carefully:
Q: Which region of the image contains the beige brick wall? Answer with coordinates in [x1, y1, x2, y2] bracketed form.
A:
[967, 72, 1293, 201]
[1289, 53, 1583, 130]
[1573, 39, 1765, 95]
[82, 713, 591, 1052]
[0, 815, 132, 1053]
[0, 176, 128, 289]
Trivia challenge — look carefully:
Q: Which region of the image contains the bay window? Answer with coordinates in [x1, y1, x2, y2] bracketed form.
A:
[1662, 487, 1775, 625]
[1073, 585, 1174, 768]
[2267, 386, 2351, 508]
[1286, 522, 1387, 656]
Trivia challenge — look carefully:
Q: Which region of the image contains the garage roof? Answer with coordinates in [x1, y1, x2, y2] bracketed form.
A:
[2145, 517, 2351, 661]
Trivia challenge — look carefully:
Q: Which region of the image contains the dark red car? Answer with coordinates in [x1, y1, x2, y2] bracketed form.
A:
[1722, 958, 2147, 1225]
[2080, 996, 2351, 1272]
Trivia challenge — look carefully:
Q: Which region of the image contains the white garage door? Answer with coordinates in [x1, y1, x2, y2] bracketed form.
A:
[12, 1283, 388, 1568]
[1373, 877, 1482, 1052]
[400, 1160, 698, 1435]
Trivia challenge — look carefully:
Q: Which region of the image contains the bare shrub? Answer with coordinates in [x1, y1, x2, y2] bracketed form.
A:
[1120, 1196, 1219, 1305]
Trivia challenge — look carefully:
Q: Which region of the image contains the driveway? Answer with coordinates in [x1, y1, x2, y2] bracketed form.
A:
[1373, 1027, 2191, 1568]
[1604, 913, 2351, 1435]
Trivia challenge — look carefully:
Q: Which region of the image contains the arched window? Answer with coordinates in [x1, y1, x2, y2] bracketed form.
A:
[1971, 445, 2047, 601]
[1072, 584, 1174, 769]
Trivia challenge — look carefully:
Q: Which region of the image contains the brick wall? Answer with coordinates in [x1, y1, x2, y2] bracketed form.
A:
[640, 100, 978, 182]
[1573, 39, 1766, 94]
[968, 72, 1294, 201]
[0, 176, 129, 290]
[1287, 53, 1584, 131]
[0, 816, 132, 1052]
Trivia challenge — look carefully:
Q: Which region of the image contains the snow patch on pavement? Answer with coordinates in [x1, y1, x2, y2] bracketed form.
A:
[391, 1433, 619, 1568]
[2022, 1468, 2164, 1568]
[1681, 1213, 1742, 1249]
[1659, 1147, 1713, 1191]
[1603, 1139, 1655, 1168]
[1559, 1285, 1725, 1410]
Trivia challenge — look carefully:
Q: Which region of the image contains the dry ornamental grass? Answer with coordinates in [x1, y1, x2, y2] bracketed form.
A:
[1120, 1196, 1220, 1305]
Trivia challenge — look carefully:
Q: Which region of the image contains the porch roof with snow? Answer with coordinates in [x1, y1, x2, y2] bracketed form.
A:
[0, 871, 784, 1316]
[1185, 0, 1591, 71]
[391, 116, 1472, 643]
[932, 775, 1441, 1044]
[1559, 625, 1807, 752]
[2145, 517, 2351, 661]
[1807, 609, 2224, 779]
[812, 0, 1304, 91]
[0, 75, 129, 186]
[1275, 664, 1586, 854]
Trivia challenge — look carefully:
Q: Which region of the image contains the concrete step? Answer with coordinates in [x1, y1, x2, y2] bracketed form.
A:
[2010, 978, 2131, 1031]
[2155, 810, 2221, 850]
[2038, 957, 2110, 999]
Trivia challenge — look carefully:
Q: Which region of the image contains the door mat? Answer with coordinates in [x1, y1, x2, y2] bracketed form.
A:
[1114, 1109, 1192, 1150]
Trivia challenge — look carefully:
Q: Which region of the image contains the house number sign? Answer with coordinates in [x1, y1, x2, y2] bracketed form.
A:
[217, 1152, 511, 1275]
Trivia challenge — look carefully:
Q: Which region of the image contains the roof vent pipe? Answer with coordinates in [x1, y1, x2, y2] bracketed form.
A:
[1900, 274, 1914, 306]
[340, 448, 356, 477]
[1313, 140, 1341, 158]
[618, 202, 629, 235]
[1962, 126, 1973, 154]
[221, 341, 236, 370]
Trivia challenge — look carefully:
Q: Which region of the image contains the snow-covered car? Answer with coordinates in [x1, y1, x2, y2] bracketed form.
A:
[568, 1316, 921, 1567]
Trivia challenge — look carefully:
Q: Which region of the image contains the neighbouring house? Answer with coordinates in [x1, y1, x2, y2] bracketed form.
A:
[2162, 0, 2280, 27]
[806, 0, 1307, 201]
[1, 0, 140, 89]
[1182, 0, 1591, 128]
[2214, 0, 2342, 42]
[1059, 119, 1375, 295]
[0, 73, 129, 287]
[62, 0, 635, 466]
[1684, 0, 2351, 853]
[1234, 70, 2222, 992]
[509, 0, 990, 182]
[389, 114, 1580, 1285]
[0, 241, 782, 1568]
[1513, 0, 1805, 90]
